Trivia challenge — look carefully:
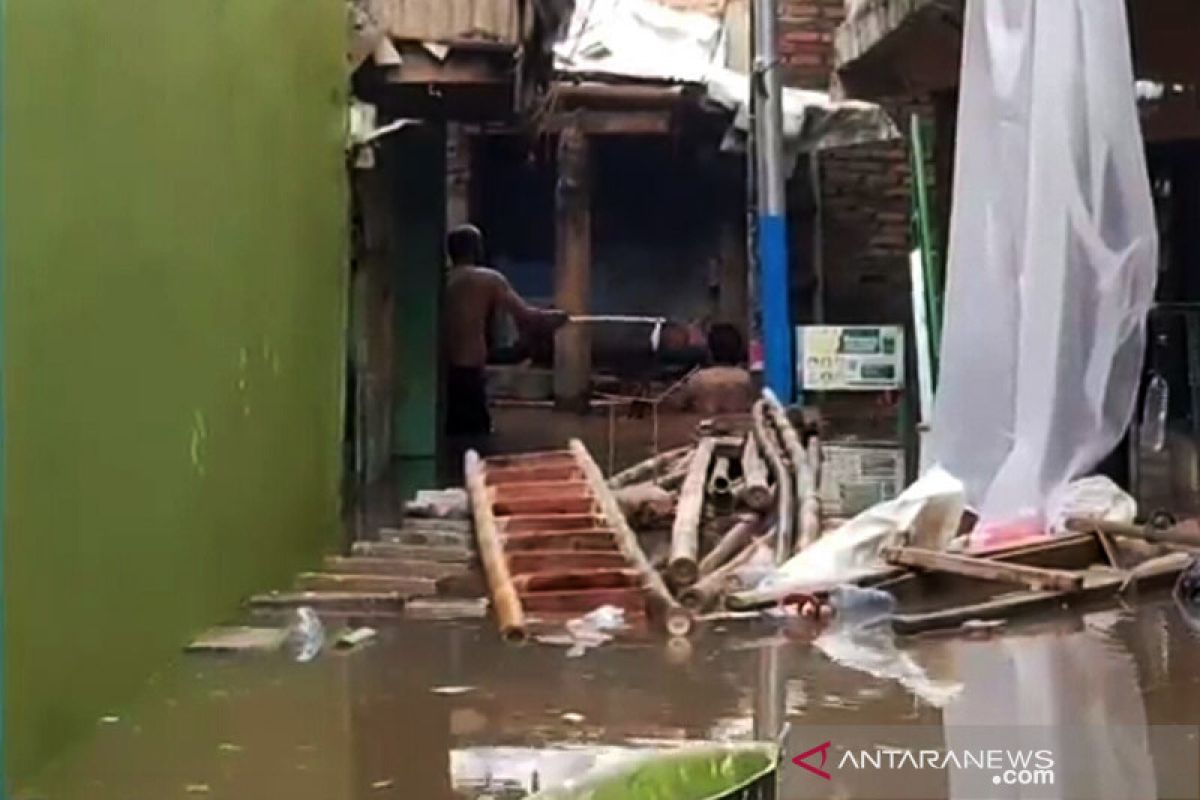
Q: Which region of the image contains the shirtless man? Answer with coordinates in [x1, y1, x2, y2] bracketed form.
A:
[444, 224, 568, 443]
[671, 323, 756, 416]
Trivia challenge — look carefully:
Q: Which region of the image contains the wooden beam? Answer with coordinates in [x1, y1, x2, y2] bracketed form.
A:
[570, 439, 694, 636]
[752, 399, 793, 561]
[554, 125, 592, 409]
[699, 514, 768, 577]
[540, 111, 673, 136]
[669, 438, 718, 587]
[881, 547, 1084, 593]
[466, 450, 528, 643]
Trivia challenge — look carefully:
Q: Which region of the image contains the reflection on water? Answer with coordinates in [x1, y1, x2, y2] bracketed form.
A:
[18, 599, 1200, 800]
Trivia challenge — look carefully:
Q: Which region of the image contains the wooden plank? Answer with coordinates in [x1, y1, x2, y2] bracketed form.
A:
[503, 530, 619, 552]
[570, 439, 694, 636]
[378, 528, 472, 548]
[486, 464, 584, 485]
[490, 480, 591, 500]
[484, 450, 574, 468]
[467, 450, 528, 643]
[519, 587, 647, 616]
[493, 495, 596, 517]
[499, 514, 605, 533]
[323, 556, 469, 580]
[248, 591, 404, 611]
[296, 572, 438, 596]
[351, 541, 475, 563]
[882, 547, 1084, 593]
[669, 437, 717, 587]
[507, 550, 629, 575]
[513, 568, 642, 593]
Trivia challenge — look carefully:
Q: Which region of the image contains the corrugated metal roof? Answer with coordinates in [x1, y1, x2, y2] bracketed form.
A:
[385, 0, 525, 43]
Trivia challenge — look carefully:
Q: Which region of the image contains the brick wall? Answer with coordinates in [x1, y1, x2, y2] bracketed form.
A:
[779, 0, 930, 326]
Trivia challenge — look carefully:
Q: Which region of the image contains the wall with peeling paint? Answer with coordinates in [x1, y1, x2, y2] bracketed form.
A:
[2, 0, 348, 784]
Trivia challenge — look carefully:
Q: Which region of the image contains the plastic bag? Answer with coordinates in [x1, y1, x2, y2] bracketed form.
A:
[1046, 475, 1137, 535]
[757, 467, 964, 597]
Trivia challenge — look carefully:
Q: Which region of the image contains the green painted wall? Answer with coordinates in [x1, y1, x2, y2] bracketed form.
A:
[2, 0, 347, 784]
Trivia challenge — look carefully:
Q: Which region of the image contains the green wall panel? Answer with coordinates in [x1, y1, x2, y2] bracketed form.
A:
[2, 0, 347, 783]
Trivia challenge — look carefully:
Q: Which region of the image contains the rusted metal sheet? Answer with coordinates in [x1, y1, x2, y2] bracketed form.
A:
[386, 0, 525, 44]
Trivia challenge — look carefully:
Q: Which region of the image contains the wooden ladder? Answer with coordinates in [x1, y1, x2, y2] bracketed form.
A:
[466, 440, 690, 642]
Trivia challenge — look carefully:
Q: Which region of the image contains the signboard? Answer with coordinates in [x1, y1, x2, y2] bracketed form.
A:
[797, 325, 905, 392]
[819, 443, 907, 517]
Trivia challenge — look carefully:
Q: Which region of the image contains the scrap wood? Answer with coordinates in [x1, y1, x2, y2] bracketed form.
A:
[466, 450, 528, 644]
[608, 445, 693, 488]
[881, 547, 1084, 593]
[248, 591, 404, 611]
[351, 541, 475, 563]
[669, 438, 717, 587]
[570, 439, 693, 637]
[324, 556, 469, 580]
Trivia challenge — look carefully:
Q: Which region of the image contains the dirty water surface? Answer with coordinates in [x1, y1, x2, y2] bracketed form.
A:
[18, 598, 1200, 800]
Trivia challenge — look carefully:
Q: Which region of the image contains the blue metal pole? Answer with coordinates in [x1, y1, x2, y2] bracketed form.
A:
[753, 0, 794, 403]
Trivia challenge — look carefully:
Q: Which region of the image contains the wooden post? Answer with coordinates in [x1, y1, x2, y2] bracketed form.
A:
[738, 435, 772, 512]
[465, 450, 527, 643]
[554, 124, 592, 411]
[569, 439, 693, 636]
[669, 438, 717, 587]
[881, 547, 1085, 593]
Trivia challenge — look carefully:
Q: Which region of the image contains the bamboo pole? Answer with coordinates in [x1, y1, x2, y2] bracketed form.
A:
[465, 450, 528, 644]
[699, 514, 767, 577]
[708, 456, 734, 503]
[609, 445, 693, 489]
[680, 530, 776, 611]
[669, 438, 717, 587]
[753, 399, 794, 562]
[570, 439, 694, 636]
[738, 435, 773, 512]
[763, 389, 819, 553]
[881, 546, 1085, 593]
[1065, 517, 1200, 550]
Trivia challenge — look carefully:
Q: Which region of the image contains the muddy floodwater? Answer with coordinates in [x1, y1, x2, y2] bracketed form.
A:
[17, 594, 1200, 800]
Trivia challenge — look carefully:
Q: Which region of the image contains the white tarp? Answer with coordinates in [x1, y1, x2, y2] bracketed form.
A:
[554, 0, 898, 154]
[931, 0, 1158, 522]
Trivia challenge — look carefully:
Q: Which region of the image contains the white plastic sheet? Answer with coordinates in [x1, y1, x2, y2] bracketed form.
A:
[932, 0, 1158, 521]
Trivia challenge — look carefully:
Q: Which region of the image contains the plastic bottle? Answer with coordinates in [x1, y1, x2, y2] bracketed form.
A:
[287, 607, 325, 663]
[1141, 372, 1169, 453]
[828, 585, 896, 628]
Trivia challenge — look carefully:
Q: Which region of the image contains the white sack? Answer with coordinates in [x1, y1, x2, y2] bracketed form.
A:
[1047, 475, 1137, 535]
[759, 467, 964, 595]
[931, 0, 1158, 520]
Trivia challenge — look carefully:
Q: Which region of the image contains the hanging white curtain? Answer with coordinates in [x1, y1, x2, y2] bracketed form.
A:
[932, 0, 1159, 521]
